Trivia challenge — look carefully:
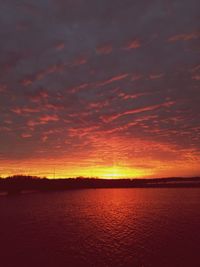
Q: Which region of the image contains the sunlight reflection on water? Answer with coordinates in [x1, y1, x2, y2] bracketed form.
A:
[0, 188, 200, 267]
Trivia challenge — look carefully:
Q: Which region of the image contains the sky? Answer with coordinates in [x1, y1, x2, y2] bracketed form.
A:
[0, 0, 200, 178]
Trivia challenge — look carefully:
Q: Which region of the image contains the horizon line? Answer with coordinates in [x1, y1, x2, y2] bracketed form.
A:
[1, 175, 200, 180]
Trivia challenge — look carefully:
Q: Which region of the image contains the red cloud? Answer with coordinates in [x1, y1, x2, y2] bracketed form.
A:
[149, 73, 164, 80]
[11, 107, 40, 115]
[35, 63, 65, 80]
[68, 125, 99, 138]
[0, 84, 7, 92]
[20, 63, 65, 86]
[44, 103, 65, 111]
[123, 39, 141, 50]
[87, 99, 109, 112]
[101, 101, 175, 122]
[29, 90, 49, 103]
[27, 114, 60, 128]
[131, 73, 143, 81]
[96, 44, 113, 54]
[39, 114, 60, 123]
[21, 133, 32, 138]
[0, 126, 11, 132]
[118, 92, 148, 100]
[191, 65, 200, 72]
[68, 83, 89, 93]
[97, 73, 129, 87]
[72, 56, 87, 66]
[54, 41, 65, 51]
[192, 75, 200, 81]
[168, 31, 200, 42]
[20, 78, 33, 87]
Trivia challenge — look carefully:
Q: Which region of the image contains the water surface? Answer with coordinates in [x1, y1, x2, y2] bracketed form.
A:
[0, 188, 200, 267]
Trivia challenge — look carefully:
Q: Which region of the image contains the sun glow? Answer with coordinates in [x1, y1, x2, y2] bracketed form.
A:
[1, 154, 200, 179]
[0, 159, 151, 179]
[87, 166, 149, 179]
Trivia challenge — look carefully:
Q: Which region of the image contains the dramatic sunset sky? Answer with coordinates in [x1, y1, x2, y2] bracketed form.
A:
[0, 0, 200, 178]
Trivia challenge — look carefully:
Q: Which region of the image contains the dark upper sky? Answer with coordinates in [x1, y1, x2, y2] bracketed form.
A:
[0, 0, 200, 178]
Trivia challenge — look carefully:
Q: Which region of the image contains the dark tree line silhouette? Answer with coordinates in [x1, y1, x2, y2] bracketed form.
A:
[0, 175, 200, 194]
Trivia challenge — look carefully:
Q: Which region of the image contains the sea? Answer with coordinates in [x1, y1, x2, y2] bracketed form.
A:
[0, 188, 200, 267]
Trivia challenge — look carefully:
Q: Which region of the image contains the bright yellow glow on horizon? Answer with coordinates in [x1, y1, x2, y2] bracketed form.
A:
[1, 154, 200, 179]
[85, 166, 150, 179]
[0, 159, 151, 179]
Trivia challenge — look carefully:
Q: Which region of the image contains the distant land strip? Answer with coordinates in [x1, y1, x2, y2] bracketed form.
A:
[0, 176, 200, 195]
